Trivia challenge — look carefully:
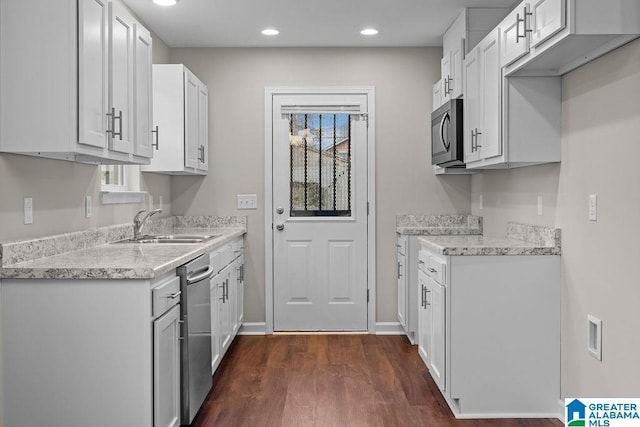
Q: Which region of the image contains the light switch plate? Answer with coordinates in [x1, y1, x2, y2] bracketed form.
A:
[589, 194, 597, 221]
[537, 196, 543, 216]
[24, 197, 33, 224]
[237, 194, 257, 210]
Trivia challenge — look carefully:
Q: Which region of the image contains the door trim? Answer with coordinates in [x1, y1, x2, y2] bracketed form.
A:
[264, 86, 376, 334]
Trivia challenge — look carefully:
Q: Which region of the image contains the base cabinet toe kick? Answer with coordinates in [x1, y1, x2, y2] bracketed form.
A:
[417, 242, 560, 418]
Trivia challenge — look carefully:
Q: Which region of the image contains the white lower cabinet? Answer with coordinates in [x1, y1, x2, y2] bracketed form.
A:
[209, 237, 245, 374]
[0, 272, 183, 427]
[153, 304, 181, 427]
[417, 243, 560, 418]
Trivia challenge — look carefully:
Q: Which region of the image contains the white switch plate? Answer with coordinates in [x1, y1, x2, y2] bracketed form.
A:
[537, 196, 543, 216]
[85, 196, 92, 218]
[24, 197, 33, 224]
[237, 194, 257, 210]
[589, 194, 597, 221]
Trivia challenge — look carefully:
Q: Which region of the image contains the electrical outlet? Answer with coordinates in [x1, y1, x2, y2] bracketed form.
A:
[237, 194, 257, 210]
[479, 194, 483, 210]
[537, 196, 543, 216]
[85, 196, 92, 218]
[589, 194, 597, 221]
[159, 196, 163, 211]
[24, 197, 33, 225]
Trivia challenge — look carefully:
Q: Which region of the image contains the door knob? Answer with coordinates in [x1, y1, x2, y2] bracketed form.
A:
[276, 224, 284, 231]
[276, 207, 284, 214]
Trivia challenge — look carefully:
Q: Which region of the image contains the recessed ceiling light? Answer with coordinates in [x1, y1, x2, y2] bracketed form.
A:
[153, 0, 178, 6]
[360, 28, 379, 36]
[261, 28, 280, 36]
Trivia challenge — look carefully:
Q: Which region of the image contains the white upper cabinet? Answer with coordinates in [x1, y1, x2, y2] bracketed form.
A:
[500, 3, 531, 67]
[0, 0, 153, 164]
[464, 28, 562, 169]
[134, 23, 154, 158]
[530, 0, 566, 48]
[503, 0, 640, 76]
[142, 64, 209, 175]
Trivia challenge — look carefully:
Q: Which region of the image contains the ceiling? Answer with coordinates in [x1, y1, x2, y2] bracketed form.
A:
[122, 0, 518, 48]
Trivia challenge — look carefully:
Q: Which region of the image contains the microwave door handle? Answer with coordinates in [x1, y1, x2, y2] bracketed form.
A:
[440, 112, 450, 151]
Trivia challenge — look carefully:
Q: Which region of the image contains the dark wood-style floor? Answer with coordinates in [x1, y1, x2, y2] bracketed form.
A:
[192, 335, 562, 427]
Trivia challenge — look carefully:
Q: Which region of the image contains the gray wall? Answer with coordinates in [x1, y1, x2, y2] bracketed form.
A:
[0, 33, 173, 242]
[471, 38, 640, 396]
[168, 47, 472, 323]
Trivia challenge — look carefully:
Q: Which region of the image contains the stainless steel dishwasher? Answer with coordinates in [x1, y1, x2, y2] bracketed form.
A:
[177, 253, 215, 426]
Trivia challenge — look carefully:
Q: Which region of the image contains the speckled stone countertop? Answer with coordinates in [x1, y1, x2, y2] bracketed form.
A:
[0, 216, 247, 280]
[419, 222, 561, 256]
[396, 214, 482, 235]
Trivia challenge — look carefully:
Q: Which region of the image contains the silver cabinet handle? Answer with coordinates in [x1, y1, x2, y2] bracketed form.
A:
[165, 291, 181, 299]
[114, 110, 123, 140]
[474, 128, 482, 150]
[276, 224, 284, 231]
[516, 9, 532, 42]
[198, 145, 205, 163]
[276, 207, 284, 214]
[427, 267, 437, 273]
[445, 76, 453, 94]
[152, 125, 159, 150]
[397, 262, 401, 279]
[106, 108, 116, 138]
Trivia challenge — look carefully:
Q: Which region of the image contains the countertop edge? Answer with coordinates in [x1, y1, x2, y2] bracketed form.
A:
[0, 228, 247, 280]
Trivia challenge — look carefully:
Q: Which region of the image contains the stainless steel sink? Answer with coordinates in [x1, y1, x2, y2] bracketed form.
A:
[113, 234, 220, 244]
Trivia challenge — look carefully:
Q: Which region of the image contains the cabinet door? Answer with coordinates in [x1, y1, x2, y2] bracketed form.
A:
[78, 0, 109, 149]
[441, 53, 452, 103]
[220, 267, 233, 354]
[397, 251, 407, 329]
[432, 80, 442, 112]
[417, 270, 431, 366]
[236, 254, 245, 328]
[108, 2, 134, 154]
[153, 305, 181, 427]
[197, 84, 209, 171]
[449, 38, 464, 99]
[478, 29, 502, 160]
[427, 277, 446, 392]
[210, 275, 222, 373]
[184, 69, 200, 169]
[134, 23, 153, 158]
[500, 3, 530, 67]
[463, 49, 480, 164]
[531, 0, 565, 47]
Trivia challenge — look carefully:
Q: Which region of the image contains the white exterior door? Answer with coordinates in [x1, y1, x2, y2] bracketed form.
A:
[272, 93, 369, 331]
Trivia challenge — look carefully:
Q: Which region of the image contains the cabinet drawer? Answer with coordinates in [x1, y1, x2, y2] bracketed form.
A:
[152, 276, 181, 317]
[426, 256, 447, 285]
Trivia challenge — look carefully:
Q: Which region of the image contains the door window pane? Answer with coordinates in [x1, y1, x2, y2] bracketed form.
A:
[289, 113, 351, 217]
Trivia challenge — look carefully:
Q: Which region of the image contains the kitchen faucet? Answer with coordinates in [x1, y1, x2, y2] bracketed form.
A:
[133, 208, 162, 240]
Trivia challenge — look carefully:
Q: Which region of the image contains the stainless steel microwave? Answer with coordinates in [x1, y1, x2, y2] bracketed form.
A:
[431, 99, 463, 167]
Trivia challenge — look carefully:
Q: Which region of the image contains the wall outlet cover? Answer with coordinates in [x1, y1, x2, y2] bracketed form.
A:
[237, 194, 258, 210]
[85, 196, 92, 219]
[589, 194, 597, 221]
[24, 197, 33, 225]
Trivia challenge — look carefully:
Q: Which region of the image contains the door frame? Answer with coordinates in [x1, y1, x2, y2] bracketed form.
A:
[264, 86, 376, 334]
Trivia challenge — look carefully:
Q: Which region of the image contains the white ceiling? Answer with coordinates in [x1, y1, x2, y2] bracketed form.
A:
[122, 0, 518, 48]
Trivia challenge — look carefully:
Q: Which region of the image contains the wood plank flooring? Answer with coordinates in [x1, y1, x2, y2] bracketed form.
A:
[191, 335, 562, 427]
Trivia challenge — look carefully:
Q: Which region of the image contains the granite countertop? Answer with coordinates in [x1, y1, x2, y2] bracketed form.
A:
[418, 223, 561, 256]
[0, 216, 247, 280]
[396, 214, 483, 235]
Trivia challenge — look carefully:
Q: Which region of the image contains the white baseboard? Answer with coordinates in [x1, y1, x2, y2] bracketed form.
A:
[557, 399, 565, 423]
[239, 322, 406, 336]
[375, 322, 405, 335]
[238, 322, 267, 335]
